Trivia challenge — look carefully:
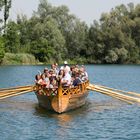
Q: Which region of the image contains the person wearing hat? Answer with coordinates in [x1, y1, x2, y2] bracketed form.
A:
[60, 61, 70, 73]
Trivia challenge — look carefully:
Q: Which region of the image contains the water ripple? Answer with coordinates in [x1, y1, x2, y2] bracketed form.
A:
[0, 65, 140, 140]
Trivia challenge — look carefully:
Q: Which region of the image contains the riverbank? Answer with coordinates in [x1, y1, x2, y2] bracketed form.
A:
[1, 53, 38, 65]
[1, 53, 140, 65]
[0, 53, 84, 65]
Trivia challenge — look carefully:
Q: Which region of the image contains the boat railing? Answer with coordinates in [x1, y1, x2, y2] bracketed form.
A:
[34, 84, 58, 96]
[61, 80, 89, 96]
[35, 80, 89, 96]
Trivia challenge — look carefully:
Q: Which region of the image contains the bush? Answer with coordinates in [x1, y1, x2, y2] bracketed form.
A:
[2, 53, 37, 65]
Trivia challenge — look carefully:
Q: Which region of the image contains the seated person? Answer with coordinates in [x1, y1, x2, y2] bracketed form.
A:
[51, 63, 59, 76]
[39, 73, 47, 85]
[80, 66, 88, 81]
[72, 73, 82, 87]
[49, 76, 58, 88]
[44, 72, 50, 88]
[35, 73, 48, 87]
[44, 67, 49, 74]
[61, 70, 71, 87]
[49, 69, 56, 77]
[35, 74, 41, 84]
[57, 69, 64, 80]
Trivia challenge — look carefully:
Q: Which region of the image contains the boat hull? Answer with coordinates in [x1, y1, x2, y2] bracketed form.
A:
[35, 81, 89, 113]
[35, 91, 88, 113]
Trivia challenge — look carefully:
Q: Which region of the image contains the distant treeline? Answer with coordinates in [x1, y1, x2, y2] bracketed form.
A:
[0, 0, 140, 64]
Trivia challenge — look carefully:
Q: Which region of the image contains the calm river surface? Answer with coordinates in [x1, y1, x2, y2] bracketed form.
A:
[0, 65, 140, 140]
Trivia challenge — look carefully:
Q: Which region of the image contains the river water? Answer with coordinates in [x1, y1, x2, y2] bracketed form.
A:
[0, 65, 140, 140]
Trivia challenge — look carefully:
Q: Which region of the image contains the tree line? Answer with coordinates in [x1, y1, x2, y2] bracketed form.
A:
[0, 0, 140, 64]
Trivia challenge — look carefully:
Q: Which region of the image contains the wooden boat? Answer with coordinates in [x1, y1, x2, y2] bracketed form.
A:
[34, 80, 89, 113]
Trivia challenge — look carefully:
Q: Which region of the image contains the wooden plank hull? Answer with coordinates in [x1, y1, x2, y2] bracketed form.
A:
[35, 91, 89, 113]
[63, 92, 89, 112]
[35, 81, 89, 113]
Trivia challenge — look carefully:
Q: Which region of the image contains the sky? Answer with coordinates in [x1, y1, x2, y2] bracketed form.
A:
[9, 0, 140, 25]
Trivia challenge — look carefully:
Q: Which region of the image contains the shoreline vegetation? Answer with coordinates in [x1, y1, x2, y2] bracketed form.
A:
[1, 53, 84, 65]
[0, 1, 140, 65]
[1, 53, 38, 65]
[1, 52, 140, 65]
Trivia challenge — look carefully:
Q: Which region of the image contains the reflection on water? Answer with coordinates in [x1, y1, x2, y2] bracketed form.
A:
[34, 97, 128, 122]
[33, 97, 130, 140]
[0, 98, 37, 112]
[35, 106, 73, 123]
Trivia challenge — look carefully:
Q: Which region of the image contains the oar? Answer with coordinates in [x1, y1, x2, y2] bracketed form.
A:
[93, 87, 134, 104]
[94, 85, 140, 103]
[87, 84, 140, 104]
[0, 85, 33, 92]
[0, 86, 34, 96]
[0, 87, 33, 94]
[0, 87, 33, 97]
[87, 85, 134, 104]
[88, 83, 140, 100]
[97, 85, 140, 97]
[0, 85, 34, 93]
[0, 85, 35, 100]
[0, 89, 33, 100]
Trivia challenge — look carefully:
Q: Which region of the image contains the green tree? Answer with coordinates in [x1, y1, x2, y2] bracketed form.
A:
[4, 21, 20, 53]
[105, 50, 118, 63]
[0, 37, 5, 63]
[3, 1, 140, 64]
[0, 0, 4, 31]
[16, 14, 32, 52]
[66, 20, 88, 62]
[0, 1, 6, 63]
[88, 3, 140, 64]
[4, 0, 12, 32]
[30, 17, 66, 63]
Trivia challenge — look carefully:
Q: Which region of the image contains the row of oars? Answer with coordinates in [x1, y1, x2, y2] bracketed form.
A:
[0, 85, 34, 100]
[0, 83, 140, 104]
[87, 84, 140, 104]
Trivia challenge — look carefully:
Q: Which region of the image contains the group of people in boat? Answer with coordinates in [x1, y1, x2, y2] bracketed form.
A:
[35, 61, 88, 89]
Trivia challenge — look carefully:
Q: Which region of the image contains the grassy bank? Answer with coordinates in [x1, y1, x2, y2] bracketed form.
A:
[1, 53, 86, 65]
[2, 53, 38, 65]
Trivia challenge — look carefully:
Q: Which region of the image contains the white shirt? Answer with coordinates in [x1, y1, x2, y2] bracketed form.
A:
[61, 73, 71, 86]
[60, 65, 70, 73]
